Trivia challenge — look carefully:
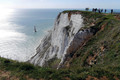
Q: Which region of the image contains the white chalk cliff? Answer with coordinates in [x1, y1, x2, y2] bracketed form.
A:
[30, 12, 96, 68]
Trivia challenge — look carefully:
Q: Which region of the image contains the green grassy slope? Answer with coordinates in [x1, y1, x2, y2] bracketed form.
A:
[68, 13, 120, 80]
[0, 11, 120, 80]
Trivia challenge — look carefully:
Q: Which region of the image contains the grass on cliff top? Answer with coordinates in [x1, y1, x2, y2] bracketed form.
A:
[63, 10, 106, 30]
[62, 10, 117, 20]
[63, 10, 104, 18]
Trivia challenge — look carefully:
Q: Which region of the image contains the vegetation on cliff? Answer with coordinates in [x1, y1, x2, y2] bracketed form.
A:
[0, 10, 120, 80]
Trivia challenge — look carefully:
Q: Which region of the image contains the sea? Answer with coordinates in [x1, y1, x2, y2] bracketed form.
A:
[0, 8, 120, 62]
[0, 9, 64, 61]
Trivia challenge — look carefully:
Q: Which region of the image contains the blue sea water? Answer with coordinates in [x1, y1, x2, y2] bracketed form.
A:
[0, 8, 120, 62]
[0, 9, 64, 61]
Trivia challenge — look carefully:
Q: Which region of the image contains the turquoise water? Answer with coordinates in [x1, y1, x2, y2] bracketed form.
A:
[0, 9, 63, 61]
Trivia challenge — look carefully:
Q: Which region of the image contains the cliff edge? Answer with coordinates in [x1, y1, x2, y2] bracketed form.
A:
[29, 11, 104, 68]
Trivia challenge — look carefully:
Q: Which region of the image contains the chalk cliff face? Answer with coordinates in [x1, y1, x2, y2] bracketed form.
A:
[30, 12, 96, 68]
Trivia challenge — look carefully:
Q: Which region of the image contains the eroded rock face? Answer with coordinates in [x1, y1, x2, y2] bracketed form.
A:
[30, 32, 52, 66]
[29, 12, 96, 68]
[68, 28, 97, 54]
[67, 29, 93, 54]
[60, 28, 97, 68]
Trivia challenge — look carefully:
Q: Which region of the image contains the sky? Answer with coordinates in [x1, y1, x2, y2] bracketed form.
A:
[0, 0, 119, 9]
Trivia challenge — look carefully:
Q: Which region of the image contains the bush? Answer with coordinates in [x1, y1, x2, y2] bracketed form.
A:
[19, 63, 35, 71]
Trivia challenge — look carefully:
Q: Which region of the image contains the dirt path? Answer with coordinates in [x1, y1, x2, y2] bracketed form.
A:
[114, 15, 120, 20]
